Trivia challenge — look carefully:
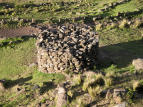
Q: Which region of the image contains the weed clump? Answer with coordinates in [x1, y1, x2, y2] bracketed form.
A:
[82, 73, 105, 91]
[87, 86, 102, 99]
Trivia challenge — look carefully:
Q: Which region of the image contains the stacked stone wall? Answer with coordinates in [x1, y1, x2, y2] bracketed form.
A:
[36, 23, 99, 73]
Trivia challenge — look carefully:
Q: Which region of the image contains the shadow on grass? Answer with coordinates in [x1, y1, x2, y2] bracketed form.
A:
[39, 81, 56, 95]
[0, 3, 14, 8]
[0, 36, 36, 48]
[3, 76, 32, 88]
[98, 39, 143, 69]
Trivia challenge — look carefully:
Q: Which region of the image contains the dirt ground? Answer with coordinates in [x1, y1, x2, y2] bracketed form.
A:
[0, 26, 40, 38]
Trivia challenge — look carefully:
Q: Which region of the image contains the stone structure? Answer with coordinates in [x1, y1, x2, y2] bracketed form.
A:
[36, 23, 99, 73]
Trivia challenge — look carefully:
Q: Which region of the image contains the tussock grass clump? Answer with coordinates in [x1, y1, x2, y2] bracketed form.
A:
[82, 77, 96, 91]
[104, 72, 115, 87]
[105, 71, 116, 78]
[87, 86, 102, 99]
[133, 80, 143, 93]
[106, 22, 118, 30]
[67, 90, 73, 98]
[76, 98, 86, 107]
[96, 23, 102, 31]
[72, 75, 82, 86]
[119, 19, 129, 29]
[94, 74, 105, 86]
[132, 18, 143, 28]
[82, 73, 105, 91]
[133, 81, 139, 91]
[104, 77, 113, 87]
[105, 65, 118, 79]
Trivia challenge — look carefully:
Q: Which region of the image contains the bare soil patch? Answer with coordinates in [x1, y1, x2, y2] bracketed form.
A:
[0, 26, 39, 38]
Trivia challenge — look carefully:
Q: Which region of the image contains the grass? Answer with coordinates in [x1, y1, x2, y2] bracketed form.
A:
[111, 0, 138, 16]
[32, 70, 65, 84]
[0, 0, 143, 106]
[0, 37, 36, 79]
[0, 37, 65, 107]
[1, 0, 143, 28]
[0, 29, 143, 106]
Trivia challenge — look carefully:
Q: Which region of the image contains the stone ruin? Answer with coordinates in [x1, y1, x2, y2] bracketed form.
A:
[36, 23, 99, 73]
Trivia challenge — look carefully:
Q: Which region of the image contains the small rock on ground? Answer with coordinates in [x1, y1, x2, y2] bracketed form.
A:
[29, 63, 37, 67]
[113, 102, 126, 107]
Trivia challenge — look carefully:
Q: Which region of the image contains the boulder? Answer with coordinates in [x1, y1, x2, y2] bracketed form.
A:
[132, 58, 143, 70]
[113, 88, 126, 104]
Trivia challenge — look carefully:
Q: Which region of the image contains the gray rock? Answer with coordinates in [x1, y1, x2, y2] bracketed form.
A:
[113, 102, 126, 107]
[113, 88, 126, 104]
[132, 58, 143, 70]
[113, 88, 126, 98]
[56, 85, 67, 107]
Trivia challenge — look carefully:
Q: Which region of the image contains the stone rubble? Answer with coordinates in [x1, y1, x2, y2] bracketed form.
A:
[36, 23, 99, 73]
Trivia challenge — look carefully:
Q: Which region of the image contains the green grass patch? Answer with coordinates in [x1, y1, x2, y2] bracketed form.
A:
[31, 70, 65, 84]
[111, 0, 138, 16]
[0, 37, 36, 80]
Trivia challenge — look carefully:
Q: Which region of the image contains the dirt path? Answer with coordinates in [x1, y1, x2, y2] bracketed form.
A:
[0, 26, 40, 38]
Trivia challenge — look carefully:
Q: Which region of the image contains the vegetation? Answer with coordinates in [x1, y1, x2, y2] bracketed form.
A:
[0, 0, 143, 106]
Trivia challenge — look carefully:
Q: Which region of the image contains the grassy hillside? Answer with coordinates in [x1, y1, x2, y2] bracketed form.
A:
[0, 0, 143, 107]
[0, 0, 143, 28]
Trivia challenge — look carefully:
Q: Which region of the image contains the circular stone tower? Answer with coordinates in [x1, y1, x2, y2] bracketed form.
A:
[36, 23, 99, 73]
